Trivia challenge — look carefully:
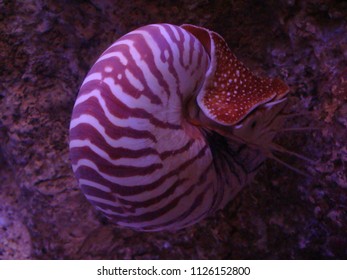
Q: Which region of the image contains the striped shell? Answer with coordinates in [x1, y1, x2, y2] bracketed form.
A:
[69, 24, 289, 231]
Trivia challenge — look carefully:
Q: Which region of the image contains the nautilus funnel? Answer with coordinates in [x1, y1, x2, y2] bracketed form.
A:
[69, 23, 289, 231]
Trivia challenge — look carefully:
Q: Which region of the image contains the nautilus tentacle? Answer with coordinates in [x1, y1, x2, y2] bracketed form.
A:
[69, 23, 289, 231]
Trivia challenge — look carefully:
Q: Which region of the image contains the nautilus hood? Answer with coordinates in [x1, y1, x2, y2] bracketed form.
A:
[182, 24, 289, 126]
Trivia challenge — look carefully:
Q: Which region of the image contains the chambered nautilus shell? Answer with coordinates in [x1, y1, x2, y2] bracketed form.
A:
[69, 23, 289, 231]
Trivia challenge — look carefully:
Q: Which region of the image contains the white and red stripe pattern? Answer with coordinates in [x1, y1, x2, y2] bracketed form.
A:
[69, 24, 289, 231]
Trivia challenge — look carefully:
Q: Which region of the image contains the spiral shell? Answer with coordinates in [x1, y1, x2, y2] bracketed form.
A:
[69, 23, 289, 231]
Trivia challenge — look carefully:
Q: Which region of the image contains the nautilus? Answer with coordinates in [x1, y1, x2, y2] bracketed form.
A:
[69, 23, 290, 231]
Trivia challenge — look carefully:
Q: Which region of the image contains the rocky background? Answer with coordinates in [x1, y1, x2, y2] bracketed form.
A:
[0, 0, 346, 259]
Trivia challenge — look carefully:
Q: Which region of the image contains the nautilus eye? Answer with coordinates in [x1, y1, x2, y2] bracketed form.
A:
[69, 23, 289, 231]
